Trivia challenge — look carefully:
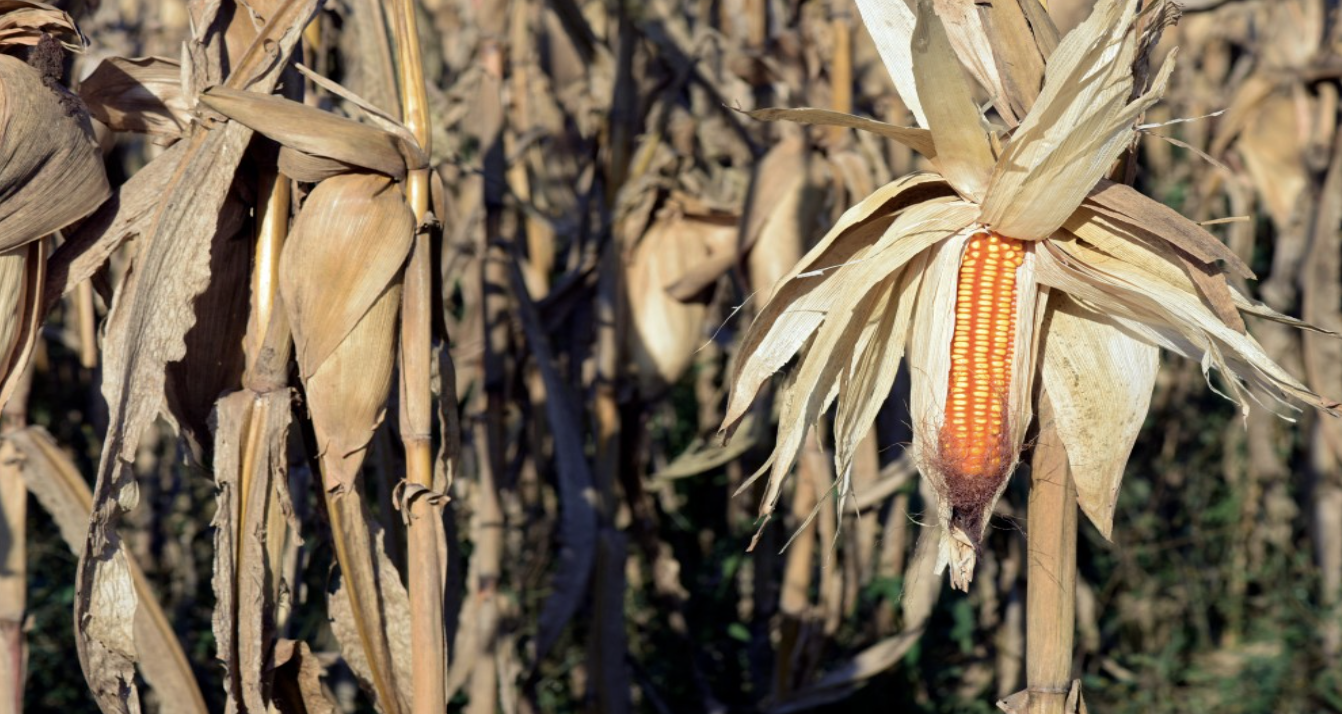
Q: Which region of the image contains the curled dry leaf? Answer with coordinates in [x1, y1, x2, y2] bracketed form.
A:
[79, 56, 190, 137]
[211, 389, 295, 713]
[0, 1, 80, 49]
[200, 86, 426, 180]
[76, 2, 319, 709]
[8, 427, 207, 714]
[0, 54, 109, 252]
[0, 241, 43, 412]
[628, 211, 727, 396]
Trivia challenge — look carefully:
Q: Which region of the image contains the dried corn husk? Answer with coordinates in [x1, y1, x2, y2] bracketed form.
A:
[79, 56, 190, 138]
[200, 86, 425, 180]
[0, 55, 109, 252]
[724, 0, 1339, 592]
[627, 211, 723, 396]
[280, 172, 412, 491]
[0, 1, 80, 49]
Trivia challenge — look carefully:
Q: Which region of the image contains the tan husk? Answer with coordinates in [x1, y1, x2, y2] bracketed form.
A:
[0, 55, 110, 252]
[910, 0, 994, 202]
[627, 211, 723, 396]
[200, 87, 426, 180]
[280, 173, 415, 381]
[0, 1, 80, 49]
[79, 56, 190, 137]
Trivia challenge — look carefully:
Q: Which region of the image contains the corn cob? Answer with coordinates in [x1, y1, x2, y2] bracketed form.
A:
[939, 232, 1026, 481]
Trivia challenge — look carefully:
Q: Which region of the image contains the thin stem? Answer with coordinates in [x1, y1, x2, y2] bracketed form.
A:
[389, 1, 446, 712]
[1025, 393, 1078, 714]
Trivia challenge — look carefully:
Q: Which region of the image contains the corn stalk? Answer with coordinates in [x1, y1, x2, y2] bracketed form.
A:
[388, 0, 449, 711]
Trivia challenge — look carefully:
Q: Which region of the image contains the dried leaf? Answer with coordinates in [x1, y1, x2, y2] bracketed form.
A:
[744, 107, 936, 159]
[326, 492, 412, 714]
[1082, 180, 1253, 278]
[509, 260, 598, 665]
[0, 1, 80, 49]
[627, 213, 719, 395]
[271, 640, 337, 714]
[212, 390, 295, 713]
[1040, 295, 1158, 538]
[43, 141, 190, 313]
[722, 174, 956, 433]
[77, 3, 318, 710]
[852, 0, 924, 126]
[979, 0, 1175, 240]
[0, 240, 44, 412]
[80, 56, 190, 137]
[10, 427, 207, 714]
[0, 55, 109, 252]
[911, 0, 994, 201]
[201, 85, 426, 180]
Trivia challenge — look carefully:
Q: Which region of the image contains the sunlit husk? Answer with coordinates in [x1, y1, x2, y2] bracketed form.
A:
[0, 55, 109, 252]
[281, 174, 408, 493]
[626, 212, 721, 396]
[978, 0, 1176, 241]
[281, 173, 414, 379]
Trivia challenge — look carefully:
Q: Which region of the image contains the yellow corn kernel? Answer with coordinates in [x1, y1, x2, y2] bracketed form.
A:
[938, 232, 1025, 478]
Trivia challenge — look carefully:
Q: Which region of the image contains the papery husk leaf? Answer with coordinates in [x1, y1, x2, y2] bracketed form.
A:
[0, 240, 43, 412]
[627, 213, 719, 396]
[745, 199, 978, 517]
[722, 173, 956, 433]
[80, 56, 190, 137]
[1236, 91, 1310, 230]
[1040, 294, 1157, 539]
[78, 4, 318, 709]
[1036, 238, 1339, 416]
[832, 250, 927, 494]
[911, 0, 994, 201]
[201, 86, 425, 180]
[281, 173, 414, 379]
[744, 107, 936, 159]
[304, 283, 401, 492]
[929, 0, 1052, 126]
[9, 426, 207, 714]
[0, 55, 109, 252]
[326, 491, 413, 714]
[0, 1, 80, 49]
[745, 135, 815, 304]
[667, 132, 811, 302]
[1064, 207, 1246, 331]
[1079, 180, 1253, 278]
[211, 389, 294, 713]
[277, 148, 363, 183]
[852, 0, 925, 126]
[979, 0, 1175, 241]
[43, 141, 190, 313]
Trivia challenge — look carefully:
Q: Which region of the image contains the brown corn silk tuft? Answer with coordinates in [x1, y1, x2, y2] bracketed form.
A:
[937, 232, 1025, 533]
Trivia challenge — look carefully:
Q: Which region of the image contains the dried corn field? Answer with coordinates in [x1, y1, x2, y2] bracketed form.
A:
[0, 0, 1341, 712]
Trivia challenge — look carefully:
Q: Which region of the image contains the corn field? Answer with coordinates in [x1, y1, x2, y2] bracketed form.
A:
[0, 0, 1340, 712]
